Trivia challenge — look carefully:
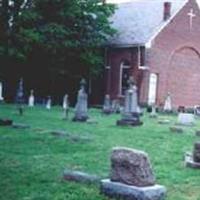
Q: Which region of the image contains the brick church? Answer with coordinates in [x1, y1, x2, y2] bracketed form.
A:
[105, 0, 200, 108]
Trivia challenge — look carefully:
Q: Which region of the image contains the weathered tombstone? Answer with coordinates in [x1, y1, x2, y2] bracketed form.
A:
[0, 82, 4, 101]
[46, 96, 52, 110]
[150, 104, 157, 118]
[103, 94, 112, 114]
[194, 105, 200, 116]
[101, 147, 166, 200]
[111, 99, 121, 113]
[185, 142, 200, 169]
[117, 76, 143, 126]
[169, 126, 183, 134]
[63, 94, 69, 119]
[28, 89, 34, 107]
[15, 78, 25, 116]
[163, 92, 172, 113]
[177, 113, 195, 126]
[73, 79, 88, 122]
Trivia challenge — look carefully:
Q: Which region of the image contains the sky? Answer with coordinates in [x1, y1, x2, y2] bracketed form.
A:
[107, 0, 200, 5]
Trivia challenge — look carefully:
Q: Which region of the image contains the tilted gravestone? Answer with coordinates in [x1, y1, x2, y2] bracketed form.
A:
[117, 76, 142, 126]
[101, 147, 166, 200]
[185, 142, 200, 169]
[73, 79, 88, 122]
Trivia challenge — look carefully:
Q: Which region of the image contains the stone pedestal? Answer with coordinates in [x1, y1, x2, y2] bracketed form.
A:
[101, 147, 166, 200]
[185, 152, 200, 169]
[101, 179, 166, 200]
[117, 113, 143, 126]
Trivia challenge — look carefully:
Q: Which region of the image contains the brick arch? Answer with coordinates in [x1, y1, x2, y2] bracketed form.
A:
[166, 46, 200, 107]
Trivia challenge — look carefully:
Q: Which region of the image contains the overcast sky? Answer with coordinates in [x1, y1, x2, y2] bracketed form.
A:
[107, 0, 200, 5]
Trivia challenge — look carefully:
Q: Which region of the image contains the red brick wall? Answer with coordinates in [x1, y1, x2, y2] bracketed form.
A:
[143, 0, 200, 108]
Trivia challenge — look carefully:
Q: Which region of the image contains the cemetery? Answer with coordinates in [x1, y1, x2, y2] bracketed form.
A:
[1, 0, 200, 200]
[0, 97, 200, 200]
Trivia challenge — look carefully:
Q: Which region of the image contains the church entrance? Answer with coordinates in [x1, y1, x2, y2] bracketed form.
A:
[119, 60, 130, 96]
[167, 47, 200, 107]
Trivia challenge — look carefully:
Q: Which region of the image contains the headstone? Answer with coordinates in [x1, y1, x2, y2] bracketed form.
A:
[185, 142, 200, 169]
[177, 113, 195, 126]
[63, 170, 100, 184]
[158, 119, 170, 124]
[103, 94, 112, 114]
[195, 130, 200, 136]
[111, 99, 121, 113]
[117, 76, 143, 126]
[63, 94, 69, 119]
[194, 105, 200, 116]
[0, 82, 4, 101]
[150, 104, 157, 118]
[73, 79, 88, 122]
[163, 92, 172, 112]
[169, 126, 183, 134]
[28, 89, 34, 107]
[15, 78, 25, 116]
[101, 147, 166, 200]
[0, 118, 13, 126]
[46, 96, 52, 110]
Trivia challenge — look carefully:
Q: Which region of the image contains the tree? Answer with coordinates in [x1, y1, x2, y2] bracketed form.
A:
[15, 0, 116, 76]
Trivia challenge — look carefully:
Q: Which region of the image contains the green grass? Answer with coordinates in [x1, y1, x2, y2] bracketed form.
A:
[0, 104, 200, 200]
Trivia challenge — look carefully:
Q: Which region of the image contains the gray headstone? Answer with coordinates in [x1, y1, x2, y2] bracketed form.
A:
[73, 79, 88, 122]
[193, 142, 200, 163]
[103, 94, 112, 114]
[177, 113, 195, 126]
[117, 76, 142, 126]
[170, 126, 183, 134]
[46, 96, 51, 110]
[110, 147, 155, 187]
[63, 94, 69, 119]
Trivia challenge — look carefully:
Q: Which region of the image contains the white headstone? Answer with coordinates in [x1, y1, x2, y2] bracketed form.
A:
[46, 96, 51, 110]
[0, 82, 4, 101]
[178, 113, 195, 126]
[163, 93, 172, 112]
[28, 89, 34, 107]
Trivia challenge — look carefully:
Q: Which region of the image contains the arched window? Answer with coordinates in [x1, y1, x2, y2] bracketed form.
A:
[148, 73, 158, 105]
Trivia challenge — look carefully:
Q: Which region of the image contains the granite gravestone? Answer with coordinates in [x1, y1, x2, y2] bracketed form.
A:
[101, 147, 166, 200]
[177, 113, 195, 126]
[73, 79, 88, 122]
[28, 89, 34, 107]
[163, 92, 172, 113]
[103, 94, 112, 114]
[46, 96, 52, 110]
[0, 82, 4, 101]
[117, 76, 142, 126]
[63, 94, 69, 119]
[15, 78, 25, 115]
[185, 142, 200, 169]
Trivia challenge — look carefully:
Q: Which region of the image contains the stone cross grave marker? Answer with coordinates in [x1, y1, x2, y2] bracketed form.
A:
[163, 92, 172, 112]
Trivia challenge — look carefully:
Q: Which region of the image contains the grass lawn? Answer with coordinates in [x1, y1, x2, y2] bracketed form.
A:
[0, 104, 200, 200]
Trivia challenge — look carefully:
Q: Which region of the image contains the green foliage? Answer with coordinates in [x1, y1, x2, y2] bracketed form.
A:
[0, 0, 116, 77]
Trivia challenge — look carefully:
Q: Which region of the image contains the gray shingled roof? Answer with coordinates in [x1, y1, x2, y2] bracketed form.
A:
[109, 0, 188, 47]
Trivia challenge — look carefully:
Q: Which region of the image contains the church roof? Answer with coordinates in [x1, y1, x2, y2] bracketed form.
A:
[108, 0, 188, 47]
